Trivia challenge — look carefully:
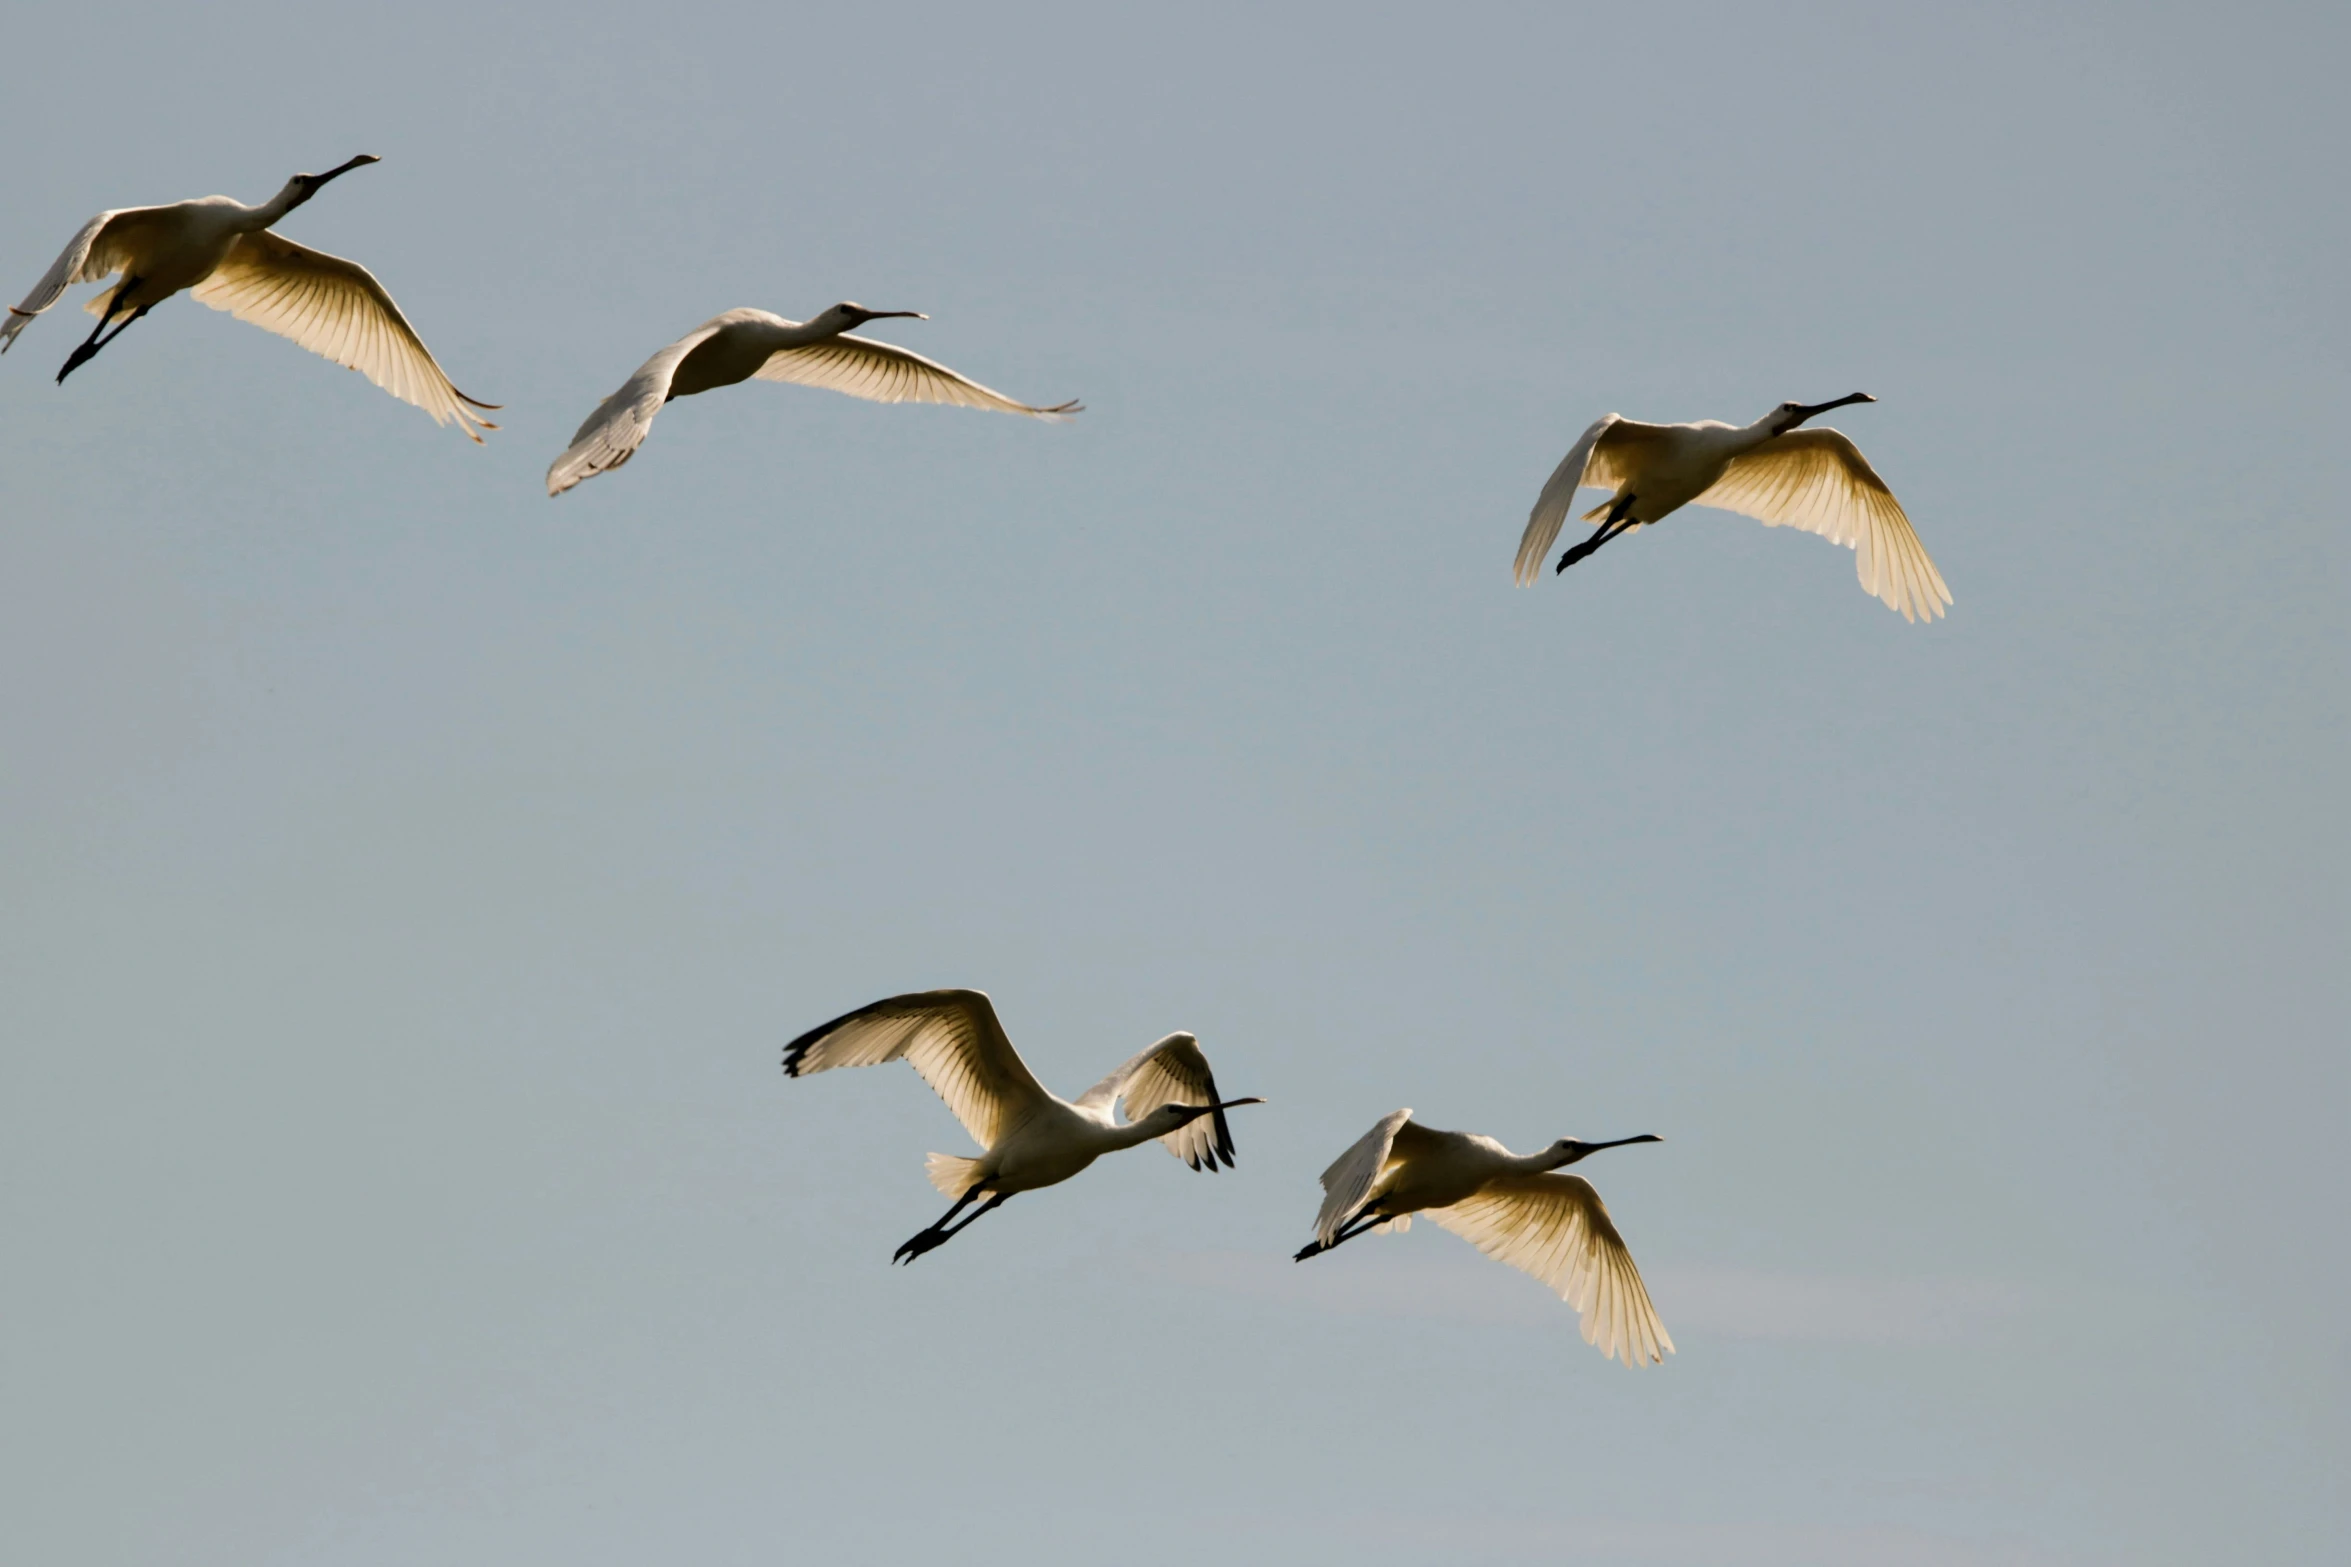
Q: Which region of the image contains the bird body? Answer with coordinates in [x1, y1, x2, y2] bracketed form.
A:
[1515, 394, 1950, 621]
[3, 157, 496, 438]
[1297, 1109, 1672, 1367]
[546, 304, 1080, 495]
[782, 989, 1261, 1262]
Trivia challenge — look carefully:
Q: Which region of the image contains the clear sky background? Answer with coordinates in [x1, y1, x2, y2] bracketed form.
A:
[3, 4, 2344, 1564]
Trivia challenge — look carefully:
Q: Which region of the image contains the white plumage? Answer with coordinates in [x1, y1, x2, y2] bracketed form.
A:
[782, 989, 1261, 1263]
[1298, 1109, 1673, 1367]
[3, 156, 496, 439]
[546, 305, 1080, 495]
[1515, 394, 1949, 621]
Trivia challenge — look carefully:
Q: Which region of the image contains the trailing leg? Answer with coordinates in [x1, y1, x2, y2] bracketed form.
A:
[894, 1188, 1011, 1265]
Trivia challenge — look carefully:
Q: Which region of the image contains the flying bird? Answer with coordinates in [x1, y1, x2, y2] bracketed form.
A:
[546, 306, 1081, 495]
[1514, 395, 1949, 621]
[1295, 1109, 1672, 1367]
[2, 156, 497, 439]
[782, 989, 1262, 1264]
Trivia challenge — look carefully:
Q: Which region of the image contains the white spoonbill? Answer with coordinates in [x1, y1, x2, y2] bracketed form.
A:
[782, 989, 1263, 1264]
[1295, 1109, 1672, 1367]
[2, 156, 497, 439]
[1514, 394, 1950, 621]
[546, 306, 1080, 495]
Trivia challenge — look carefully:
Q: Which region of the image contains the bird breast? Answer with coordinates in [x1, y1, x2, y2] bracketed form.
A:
[1625, 425, 1752, 522]
[669, 327, 784, 398]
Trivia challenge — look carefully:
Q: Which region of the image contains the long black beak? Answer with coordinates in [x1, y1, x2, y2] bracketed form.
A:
[314, 154, 381, 185]
[862, 309, 926, 321]
[1562, 1133, 1662, 1162]
[1786, 392, 1874, 426]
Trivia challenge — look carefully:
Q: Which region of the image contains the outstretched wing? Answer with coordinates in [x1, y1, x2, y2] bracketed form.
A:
[1424, 1173, 1674, 1368]
[2, 207, 159, 350]
[1691, 427, 1950, 622]
[1308, 1108, 1418, 1244]
[1073, 1031, 1241, 1170]
[782, 989, 1052, 1150]
[545, 322, 726, 495]
[754, 332, 1081, 418]
[1513, 417, 1674, 585]
[188, 229, 497, 440]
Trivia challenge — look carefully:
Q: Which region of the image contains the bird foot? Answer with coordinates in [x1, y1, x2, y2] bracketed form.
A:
[1555, 546, 1589, 573]
[1292, 1240, 1324, 1263]
[893, 1228, 952, 1265]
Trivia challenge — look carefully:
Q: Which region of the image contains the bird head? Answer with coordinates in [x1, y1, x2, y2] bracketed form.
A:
[820, 302, 927, 331]
[1546, 1133, 1663, 1167]
[281, 155, 380, 211]
[1772, 392, 1874, 435]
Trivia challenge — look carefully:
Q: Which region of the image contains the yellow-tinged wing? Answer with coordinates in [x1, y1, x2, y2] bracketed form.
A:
[188, 230, 497, 440]
[1073, 1032, 1243, 1171]
[782, 989, 1052, 1150]
[1425, 1172, 1674, 1368]
[754, 332, 1080, 418]
[1692, 428, 1950, 621]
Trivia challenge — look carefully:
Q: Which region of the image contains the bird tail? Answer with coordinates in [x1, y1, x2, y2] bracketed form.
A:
[925, 1152, 984, 1199]
[1374, 1214, 1411, 1234]
[83, 283, 125, 319]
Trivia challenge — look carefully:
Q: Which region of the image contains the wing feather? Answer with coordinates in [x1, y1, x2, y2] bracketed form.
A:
[782, 989, 1052, 1150]
[1513, 418, 1678, 585]
[1424, 1172, 1674, 1367]
[1071, 1032, 1242, 1170]
[544, 322, 729, 496]
[1691, 428, 1951, 621]
[188, 230, 496, 440]
[1309, 1109, 1418, 1245]
[754, 332, 1081, 418]
[2, 207, 166, 350]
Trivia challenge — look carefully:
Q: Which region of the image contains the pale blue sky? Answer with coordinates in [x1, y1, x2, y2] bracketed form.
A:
[2, 4, 2344, 1565]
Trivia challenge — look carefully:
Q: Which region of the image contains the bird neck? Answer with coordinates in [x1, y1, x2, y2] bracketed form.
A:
[248, 181, 310, 227]
[1517, 1147, 1573, 1175]
[1102, 1116, 1172, 1152]
[776, 314, 852, 348]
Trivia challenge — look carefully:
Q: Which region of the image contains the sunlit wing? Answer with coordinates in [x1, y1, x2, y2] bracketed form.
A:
[754, 332, 1081, 418]
[1425, 1172, 1674, 1368]
[188, 229, 497, 440]
[1309, 1108, 1418, 1244]
[1691, 427, 1950, 621]
[1073, 1031, 1240, 1170]
[1513, 417, 1672, 585]
[782, 988, 1053, 1150]
[1, 207, 159, 350]
[545, 324, 725, 495]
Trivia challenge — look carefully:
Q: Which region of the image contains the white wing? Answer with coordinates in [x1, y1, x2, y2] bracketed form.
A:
[545, 323, 726, 496]
[1691, 428, 1950, 622]
[1, 207, 159, 350]
[1309, 1108, 1415, 1245]
[1513, 417, 1677, 585]
[1424, 1173, 1674, 1368]
[1073, 1031, 1242, 1170]
[753, 332, 1081, 418]
[187, 230, 497, 440]
[782, 989, 1052, 1150]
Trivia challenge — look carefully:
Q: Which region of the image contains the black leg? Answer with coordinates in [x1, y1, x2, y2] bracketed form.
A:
[1293, 1209, 1387, 1262]
[57, 280, 145, 384]
[1556, 494, 1640, 574]
[894, 1188, 1011, 1265]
